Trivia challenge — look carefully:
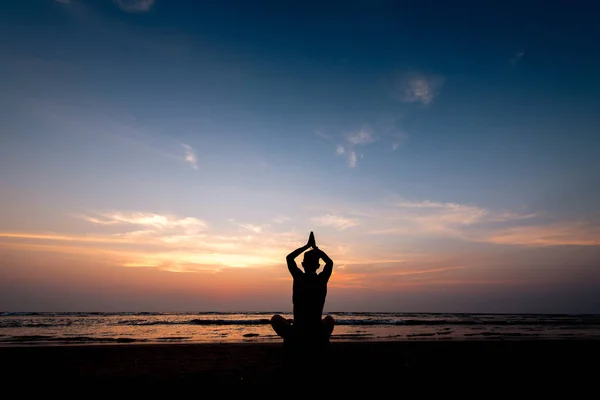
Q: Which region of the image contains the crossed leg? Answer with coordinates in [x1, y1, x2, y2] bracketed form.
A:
[270, 314, 293, 340]
[271, 314, 335, 341]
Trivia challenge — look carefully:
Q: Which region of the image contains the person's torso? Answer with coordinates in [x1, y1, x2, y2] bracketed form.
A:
[292, 274, 327, 328]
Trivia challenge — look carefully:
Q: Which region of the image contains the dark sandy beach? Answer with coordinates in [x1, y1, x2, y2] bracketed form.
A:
[2, 340, 599, 394]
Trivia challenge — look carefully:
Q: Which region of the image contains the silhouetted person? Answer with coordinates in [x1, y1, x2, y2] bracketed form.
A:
[271, 231, 334, 353]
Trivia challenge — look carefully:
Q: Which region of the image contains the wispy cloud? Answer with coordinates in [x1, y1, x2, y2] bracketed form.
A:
[346, 129, 376, 146]
[315, 130, 332, 142]
[480, 222, 600, 246]
[375, 114, 408, 151]
[397, 72, 445, 105]
[0, 211, 309, 271]
[392, 133, 407, 151]
[329, 255, 476, 290]
[317, 127, 383, 168]
[368, 200, 491, 236]
[347, 151, 358, 168]
[271, 216, 291, 224]
[29, 98, 202, 171]
[360, 198, 600, 247]
[510, 51, 525, 66]
[336, 127, 376, 168]
[390, 124, 407, 151]
[0, 232, 144, 244]
[75, 202, 599, 257]
[394, 200, 495, 226]
[3, 202, 598, 294]
[113, 0, 156, 13]
[239, 223, 269, 233]
[311, 214, 359, 230]
[387, 265, 467, 277]
[83, 211, 208, 235]
[181, 143, 198, 170]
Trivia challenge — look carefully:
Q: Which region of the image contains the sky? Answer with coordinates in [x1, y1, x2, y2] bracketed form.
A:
[1, 0, 599, 313]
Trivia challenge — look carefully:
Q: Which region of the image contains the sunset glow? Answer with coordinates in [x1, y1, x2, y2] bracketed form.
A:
[1, 0, 599, 313]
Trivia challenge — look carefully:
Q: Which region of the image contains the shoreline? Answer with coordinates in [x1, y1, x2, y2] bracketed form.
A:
[3, 339, 599, 392]
[1, 334, 597, 347]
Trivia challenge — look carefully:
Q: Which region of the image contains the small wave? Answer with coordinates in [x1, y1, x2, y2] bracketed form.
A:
[0, 321, 74, 328]
[333, 318, 600, 327]
[332, 333, 375, 340]
[0, 335, 149, 344]
[406, 333, 436, 337]
[155, 337, 192, 342]
[2, 312, 600, 333]
[1, 312, 44, 316]
[189, 318, 272, 326]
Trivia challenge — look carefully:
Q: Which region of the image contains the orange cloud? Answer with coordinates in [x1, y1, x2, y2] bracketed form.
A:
[0, 218, 306, 273]
[480, 223, 600, 246]
[0, 232, 142, 244]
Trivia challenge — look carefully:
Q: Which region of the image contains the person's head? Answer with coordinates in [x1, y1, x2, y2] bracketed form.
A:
[301, 250, 320, 273]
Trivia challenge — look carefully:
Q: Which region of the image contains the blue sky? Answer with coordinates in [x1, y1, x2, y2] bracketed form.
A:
[1, 0, 599, 313]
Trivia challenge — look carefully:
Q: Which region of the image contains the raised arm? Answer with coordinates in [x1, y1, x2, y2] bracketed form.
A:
[286, 234, 313, 277]
[315, 246, 334, 281]
[286, 244, 309, 277]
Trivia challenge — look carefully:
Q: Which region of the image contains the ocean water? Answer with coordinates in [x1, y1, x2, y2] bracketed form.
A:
[1, 312, 599, 346]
